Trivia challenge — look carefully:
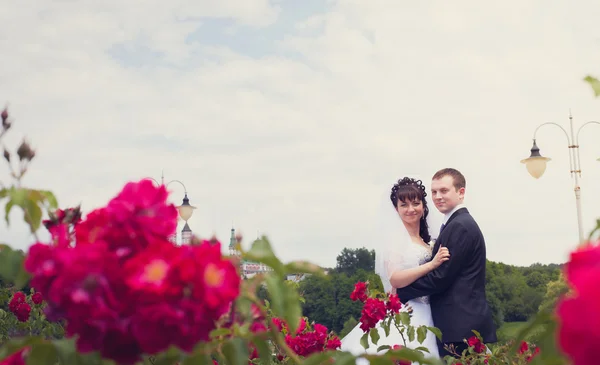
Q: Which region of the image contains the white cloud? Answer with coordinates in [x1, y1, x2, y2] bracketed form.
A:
[1, 0, 600, 269]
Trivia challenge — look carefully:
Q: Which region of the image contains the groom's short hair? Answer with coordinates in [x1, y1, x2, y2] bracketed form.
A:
[432, 168, 466, 190]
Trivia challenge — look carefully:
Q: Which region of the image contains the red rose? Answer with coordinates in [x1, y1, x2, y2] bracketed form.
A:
[9, 292, 26, 313]
[564, 241, 600, 290]
[359, 298, 387, 332]
[386, 294, 402, 314]
[350, 282, 368, 302]
[76, 180, 178, 259]
[24, 243, 63, 296]
[557, 242, 600, 365]
[123, 241, 182, 302]
[326, 336, 342, 350]
[14, 303, 31, 322]
[96, 325, 142, 365]
[518, 341, 529, 354]
[557, 267, 600, 365]
[130, 302, 186, 354]
[272, 317, 284, 331]
[250, 321, 268, 334]
[467, 336, 486, 353]
[31, 292, 43, 305]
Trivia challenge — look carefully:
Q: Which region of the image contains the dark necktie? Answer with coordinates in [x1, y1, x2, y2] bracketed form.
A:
[440, 223, 446, 234]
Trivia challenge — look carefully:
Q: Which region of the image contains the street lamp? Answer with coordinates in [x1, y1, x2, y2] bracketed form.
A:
[520, 112, 600, 244]
[145, 171, 196, 243]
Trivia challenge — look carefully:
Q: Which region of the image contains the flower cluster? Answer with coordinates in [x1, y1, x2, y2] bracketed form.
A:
[23, 180, 241, 364]
[272, 316, 342, 357]
[350, 281, 403, 332]
[518, 341, 540, 363]
[8, 292, 31, 322]
[556, 240, 600, 365]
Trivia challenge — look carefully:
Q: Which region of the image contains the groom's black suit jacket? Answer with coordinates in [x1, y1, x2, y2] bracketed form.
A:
[396, 208, 497, 344]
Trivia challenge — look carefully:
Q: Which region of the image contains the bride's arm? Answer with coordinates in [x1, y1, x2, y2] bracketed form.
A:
[388, 262, 435, 289]
[387, 247, 449, 289]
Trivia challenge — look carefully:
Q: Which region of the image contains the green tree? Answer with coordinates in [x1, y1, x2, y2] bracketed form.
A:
[339, 316, 358, 338]
[335, 247, 375, 276]
[538, 273, 569, 313]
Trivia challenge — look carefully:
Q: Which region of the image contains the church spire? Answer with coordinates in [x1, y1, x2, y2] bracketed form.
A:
[229, 227, 236, 250]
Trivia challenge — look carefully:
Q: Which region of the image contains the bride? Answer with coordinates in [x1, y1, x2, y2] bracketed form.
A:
[340, 177, 449, 363]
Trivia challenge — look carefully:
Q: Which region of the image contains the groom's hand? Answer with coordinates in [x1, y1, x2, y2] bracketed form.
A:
[404, 303, 413, 314]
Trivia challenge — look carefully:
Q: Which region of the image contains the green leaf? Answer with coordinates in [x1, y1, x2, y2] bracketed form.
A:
[398, 312, 410, 326]
[222, 338, 249, 365]
[182, 352, 213, 365]
[383, 320, 390, 337]
[209, 328, 231, 338]
[416, 326, 427, 344]
[385, 346, 435, 365]
[151, 346, 182, 365]
[329, 351, 356, 365]
[14, 268, 31, 290]
[284, 261, 324, 275]
[414, 346, 430, 353]
[4, 198, 15, 226]
[426, 326, 443, 341]
[407, 325, 415, 343]
[584, 75, 600, 97]
[376, 345, 391, 352]
[367, 358, 392, 365]
[369, 327, 380, 345]
[38, 190, 59, 209]
[265, 274, 301, 334]
[360, 332, 369, 350]
[26, 343, 57, 365]
[251, 337, 273, 365]
[302, 352, 335, 365]
[0, 246, 26, 284]
[51, 339, 80, 365]
[0, 337, 43, 362]
[244, 238, 286, 276]
[23, 192, 43, 233]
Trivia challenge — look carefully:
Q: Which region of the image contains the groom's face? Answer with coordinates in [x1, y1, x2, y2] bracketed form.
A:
[431, 175, 465, 214]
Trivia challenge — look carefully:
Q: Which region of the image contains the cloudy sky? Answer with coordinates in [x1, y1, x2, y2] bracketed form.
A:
[1, 1, 600, 268]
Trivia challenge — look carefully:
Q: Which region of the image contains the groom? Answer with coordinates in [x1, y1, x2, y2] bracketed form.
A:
[396, 168, 497, 358]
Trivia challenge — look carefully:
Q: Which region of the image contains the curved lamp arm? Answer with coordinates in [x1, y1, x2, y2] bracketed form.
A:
[165, 180, 195, 221]
[532, 122, 571, 145]
[165, 179, 188, 194]
[575, 121, 600, 173]
[575, 121, 600, 145]
[143, 177, 195, 221]
[145, 177, 161, 186]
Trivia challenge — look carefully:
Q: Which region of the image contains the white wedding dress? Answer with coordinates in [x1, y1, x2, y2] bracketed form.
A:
[340, 241, 440, 364]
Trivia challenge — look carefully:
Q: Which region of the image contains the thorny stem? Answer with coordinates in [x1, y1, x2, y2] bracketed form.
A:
[393, 322, 408, 347]
[247, 295, 303, 365]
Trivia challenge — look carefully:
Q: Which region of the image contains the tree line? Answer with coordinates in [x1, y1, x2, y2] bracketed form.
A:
[287, 247, 565, 338]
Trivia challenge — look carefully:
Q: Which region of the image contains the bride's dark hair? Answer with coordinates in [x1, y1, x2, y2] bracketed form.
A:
[390, 177, 431, 243]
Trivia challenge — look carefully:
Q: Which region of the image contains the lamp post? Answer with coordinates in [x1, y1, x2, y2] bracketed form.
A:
[520, 112, 600, 244]
[145, 171, 196, 244]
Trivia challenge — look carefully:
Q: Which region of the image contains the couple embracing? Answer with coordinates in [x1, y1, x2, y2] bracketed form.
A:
[341, 168, 497, 361]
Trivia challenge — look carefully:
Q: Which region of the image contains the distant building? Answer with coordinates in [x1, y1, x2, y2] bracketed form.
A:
[228, 227, 274, 279]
